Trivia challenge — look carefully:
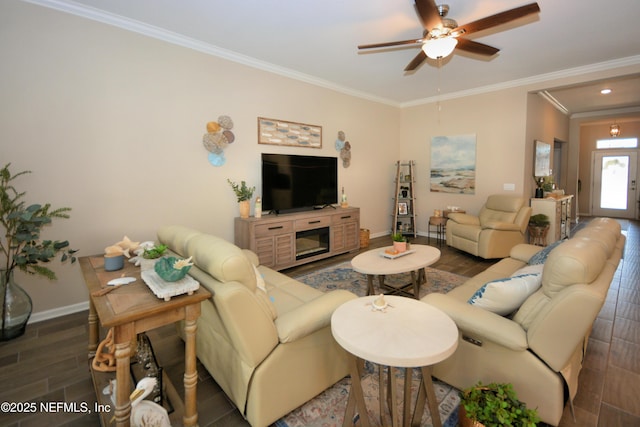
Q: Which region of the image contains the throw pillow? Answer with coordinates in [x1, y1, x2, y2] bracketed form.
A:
[468, 272, 543, 315]
[253, 265, 267, 292]
[528, 240, 564, 265]
[511, 263, 544, 277]
[253, 265, 277, 319]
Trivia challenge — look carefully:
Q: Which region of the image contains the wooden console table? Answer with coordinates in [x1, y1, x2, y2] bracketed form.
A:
[530, 195, 573, 245]
[80, 256, 211, 427]
[234, 206, 360, 270]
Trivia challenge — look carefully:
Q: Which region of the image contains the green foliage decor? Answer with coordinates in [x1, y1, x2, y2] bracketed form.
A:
[461, 382, 539, 427]
[142, 244, 167, 259]
[0, 163, 77, 281]
[528, 213, 550, 227]
[227, 179, 255, 202]
[391, 232, 406, 242]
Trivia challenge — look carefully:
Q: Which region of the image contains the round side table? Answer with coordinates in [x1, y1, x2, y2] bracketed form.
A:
[331, 295, 458, 427]
[428, 216, 447, 245]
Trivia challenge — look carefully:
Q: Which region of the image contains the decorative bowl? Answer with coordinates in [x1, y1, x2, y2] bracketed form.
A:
[154, 257, 192, 282]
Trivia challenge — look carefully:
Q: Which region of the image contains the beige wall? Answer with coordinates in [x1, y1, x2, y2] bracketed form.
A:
[525, 93, 571, 196]
[0, 1, 398, 317]
[400, 88, 530, 219]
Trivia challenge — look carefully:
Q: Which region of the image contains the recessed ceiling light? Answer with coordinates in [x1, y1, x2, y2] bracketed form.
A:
[600, 88, 612, 95]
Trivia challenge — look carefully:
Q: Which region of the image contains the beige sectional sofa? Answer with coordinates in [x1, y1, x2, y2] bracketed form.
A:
[157, 225, 357, 427]
[423, 217, 625, 425]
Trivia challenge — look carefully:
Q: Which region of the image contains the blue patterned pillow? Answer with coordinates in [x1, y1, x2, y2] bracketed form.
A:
[468, 270, 543, 315]
[528, 240, 564, 265]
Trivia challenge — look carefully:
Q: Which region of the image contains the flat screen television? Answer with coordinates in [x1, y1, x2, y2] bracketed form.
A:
[262, 153, 338, 214]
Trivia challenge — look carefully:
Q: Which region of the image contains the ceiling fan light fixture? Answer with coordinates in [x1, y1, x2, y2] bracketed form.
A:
[422, 37, 458, 59]
[610, 123, 621, 138]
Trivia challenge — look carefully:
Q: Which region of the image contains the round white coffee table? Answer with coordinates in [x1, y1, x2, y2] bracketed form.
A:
[350, 244, 441, 298]
[331, 295, 458, 427]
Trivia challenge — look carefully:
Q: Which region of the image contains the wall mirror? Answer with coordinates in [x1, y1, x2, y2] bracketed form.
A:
[534, 140, 551, 176]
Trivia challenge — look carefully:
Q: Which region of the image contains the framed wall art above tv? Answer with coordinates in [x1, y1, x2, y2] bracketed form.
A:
[258, 117, 322, 148]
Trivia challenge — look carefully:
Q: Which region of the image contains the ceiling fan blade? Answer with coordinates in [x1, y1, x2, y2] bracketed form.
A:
[404, 50, 427, 71]
[414, 0, 441, 31]
[455, 38, 500, 56]
[358, 38, 423, 50]
[454, 2, 540, 36]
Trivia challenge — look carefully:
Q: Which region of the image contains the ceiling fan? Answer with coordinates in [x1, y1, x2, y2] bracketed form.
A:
[358, 1, 540, 71]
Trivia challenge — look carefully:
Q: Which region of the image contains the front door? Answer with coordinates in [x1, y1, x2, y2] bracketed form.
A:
[591, 150, 638, 219]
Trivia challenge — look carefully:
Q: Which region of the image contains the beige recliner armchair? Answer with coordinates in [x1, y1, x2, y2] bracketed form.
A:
[446, 195, 532, 259]
[157, 225, 357, 427]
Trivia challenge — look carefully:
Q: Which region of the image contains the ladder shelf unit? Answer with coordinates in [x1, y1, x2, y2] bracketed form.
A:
[392, 160, 417, 238]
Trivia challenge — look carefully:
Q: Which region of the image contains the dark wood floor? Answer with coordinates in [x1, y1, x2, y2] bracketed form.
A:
[0, 219, 638, 426]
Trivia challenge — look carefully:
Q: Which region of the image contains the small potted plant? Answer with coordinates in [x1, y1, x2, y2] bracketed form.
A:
[391, 232, 407, 253]
[528, 214, 550, 246]
[227, 179, 255, 218]
[460, 381, 539, 427]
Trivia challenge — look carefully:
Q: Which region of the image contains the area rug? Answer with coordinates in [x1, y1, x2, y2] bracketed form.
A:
[291, 260, 468, 299]
[274, 261, 468, 427]
[275, 362, 460, 427]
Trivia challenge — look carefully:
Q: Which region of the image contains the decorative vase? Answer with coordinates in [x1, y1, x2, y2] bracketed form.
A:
[393, 241, 407, 253]
[1, 269, 33, 341]
[239, 200, 250, 219]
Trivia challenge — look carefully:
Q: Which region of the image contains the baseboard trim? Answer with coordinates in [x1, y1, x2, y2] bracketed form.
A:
[28, 301, 89, 324]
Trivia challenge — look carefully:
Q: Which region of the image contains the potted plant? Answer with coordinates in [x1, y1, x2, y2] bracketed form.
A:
[227, 179, 255, 218]
[528, 214, 550, 246]
[0, 163, 77, 341]
[460, 382, 540, 427]
[391, 232, 407, 252]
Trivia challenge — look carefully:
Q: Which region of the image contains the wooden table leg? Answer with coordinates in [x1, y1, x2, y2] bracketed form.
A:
[418, 267, 426, 285]
[388, 367, 400, 427]
[366, 274, 375, 296]
[87, 298, 99, 357]
[410, 271, 419, 299]
[412, 366, 442, 427]
[343, 355, 370, 427]
[379, 365, 388, 426]
[378, 275, 386, 291]
[113, 324, 134, 427]
[402, 368, 412, 427]
[183, 304, 200, 427]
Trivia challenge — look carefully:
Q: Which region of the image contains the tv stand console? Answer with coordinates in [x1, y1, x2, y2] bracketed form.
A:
[234, 206, 360, 271]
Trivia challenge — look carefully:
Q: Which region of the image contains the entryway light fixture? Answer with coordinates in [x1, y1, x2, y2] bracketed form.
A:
[610, 123, 621, 138]
[422, 37, 458, 59]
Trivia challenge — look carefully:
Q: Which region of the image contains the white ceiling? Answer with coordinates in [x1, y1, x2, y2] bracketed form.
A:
[31, 0, 640, 113]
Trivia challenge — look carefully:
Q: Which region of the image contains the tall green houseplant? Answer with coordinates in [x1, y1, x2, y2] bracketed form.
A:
[0, 163, 77, 340]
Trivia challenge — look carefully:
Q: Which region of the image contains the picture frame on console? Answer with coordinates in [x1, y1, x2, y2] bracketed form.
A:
[258, 117, 322, 148]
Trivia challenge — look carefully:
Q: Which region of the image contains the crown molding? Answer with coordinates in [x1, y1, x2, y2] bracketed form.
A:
[538, 91, 570, 115]
[571, 105, 640, 120]
[23, 0, 640, 110]
[23, 0, 401, 107]
[401, 55, 640, 108]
